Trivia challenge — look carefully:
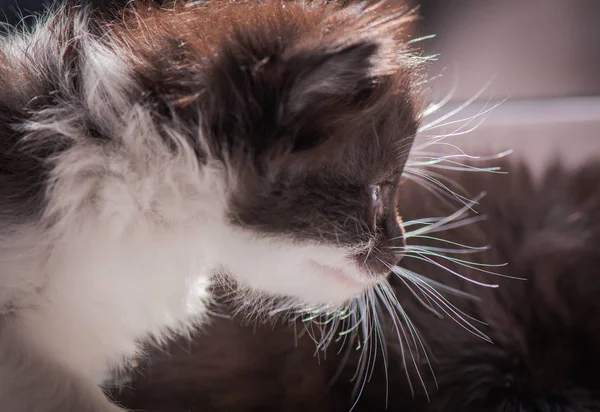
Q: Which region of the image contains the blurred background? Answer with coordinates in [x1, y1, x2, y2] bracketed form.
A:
[1, 0, 599, 172]
[410, 0, 600, 175]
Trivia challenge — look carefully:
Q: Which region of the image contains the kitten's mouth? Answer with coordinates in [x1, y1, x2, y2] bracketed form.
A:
[308, 260, 365, 289]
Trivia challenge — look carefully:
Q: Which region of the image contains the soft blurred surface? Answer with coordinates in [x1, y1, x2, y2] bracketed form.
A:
[421, 0, 600, 99]
[414, 0, 600, 172]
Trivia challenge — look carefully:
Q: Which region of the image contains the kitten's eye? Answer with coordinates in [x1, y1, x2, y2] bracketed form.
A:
[370, 184, 385, 229]
[370, 185, 380, 203]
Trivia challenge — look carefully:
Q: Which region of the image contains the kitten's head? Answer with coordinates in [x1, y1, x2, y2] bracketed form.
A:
[124, 0, 422, 306]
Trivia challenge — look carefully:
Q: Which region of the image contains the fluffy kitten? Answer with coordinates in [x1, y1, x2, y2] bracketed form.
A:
[0, 1, 422, 410]
[112, 158, 600, 412]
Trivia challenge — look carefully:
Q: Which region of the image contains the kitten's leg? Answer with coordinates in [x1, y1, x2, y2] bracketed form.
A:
[0, 319, 126, 412]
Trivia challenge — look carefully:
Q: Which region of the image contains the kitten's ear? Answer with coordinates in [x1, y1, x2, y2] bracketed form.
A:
[284, 41, 382, 115]
[279, 36, 401, 152]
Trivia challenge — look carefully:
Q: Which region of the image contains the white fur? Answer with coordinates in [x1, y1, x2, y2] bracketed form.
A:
[1, 9, 371, 387]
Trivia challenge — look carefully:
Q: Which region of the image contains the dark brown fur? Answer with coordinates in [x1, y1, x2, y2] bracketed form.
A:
[109, 158, 600, 412]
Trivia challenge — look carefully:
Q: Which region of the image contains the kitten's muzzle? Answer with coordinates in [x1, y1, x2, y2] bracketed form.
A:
[358, 196, 406, 277]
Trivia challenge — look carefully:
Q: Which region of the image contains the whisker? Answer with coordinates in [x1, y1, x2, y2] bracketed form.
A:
[381, 281, 437, 389]
[419, 97, 507, 135]
[406, 279, 490, 331]
[396, 267, 480, 301]
[404, 192, 486, 238]
[377, 280, 434, 399]
[420, 75, 457, 118]
[401, 254, 499, 288]
[404, 234, 488, 250]
[409, 158, 507, 173]
[411, 215, 488, 236]
[404, 169, 475, 208]
[401, 217, 453, 227]
[404, 244, 488, 255]
[412, 149, 513, 163]
[402, 173, 468, 209]
[407, 149, 513, 170]
[407, 167, 486, 205]
[414, 102, 494, 152]
[418, 78, 495, 132]
[411, 251, 524, 281]
[372, 300, 390, 409]
[410, 248, 504, 267]
[397, 275, 444, 318]
[393, 267, 492, 342]
[349, 292, 379, 411]
[373, 284, 416, 397]
[407, 33, 437, 44]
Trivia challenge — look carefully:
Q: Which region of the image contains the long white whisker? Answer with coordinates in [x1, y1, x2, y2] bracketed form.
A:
[404, 192, 486, 238]
[402, 173, 467, 209]
[401, 217, 454, 227]
[402, 254, 499, 288]
[376, 281, 433, 399]
[419, 97, 507, 135]
[420, 75, 458, 118]
[407, 149, 513, 168]
[410, 158, 507, 173]
[407, 33, 437, 44]
[382, 281, 438, 391]
[373, 284, 415, 397]
[404, 169, 475, 207]
[404, 245, 485, 255]
[396, 267, 480, 300]
[410, 215, 488, 236]
[414, 104, 494, 152]
[393, 267, 492, 342]
[406, 167, 478, 203]
[397, 275, 444, 317]
[410, 248, 505, 267]
[411, 251, 524, 281]
[404, 234, 487, 249]
[418, 78, 495, 132]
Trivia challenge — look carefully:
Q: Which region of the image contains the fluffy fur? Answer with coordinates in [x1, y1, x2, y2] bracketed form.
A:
[112, 158, 600, 412]
[0, 1, 422, 410]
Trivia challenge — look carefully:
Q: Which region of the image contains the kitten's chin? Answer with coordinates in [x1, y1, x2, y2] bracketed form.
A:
[206, 228, 384, 307]
[227, 257, 375, 308]
[307, 260, 367, 294]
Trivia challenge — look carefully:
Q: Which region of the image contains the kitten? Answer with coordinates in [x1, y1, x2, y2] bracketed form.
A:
[0, 0, 422, 410]
[112, 158, 600, 412]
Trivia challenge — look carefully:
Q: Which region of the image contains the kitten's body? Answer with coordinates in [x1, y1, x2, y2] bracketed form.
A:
[0, 1, 421, 410]
[113, 158, 600, 412]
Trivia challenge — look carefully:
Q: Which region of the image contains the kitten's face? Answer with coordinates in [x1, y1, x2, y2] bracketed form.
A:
[128, 0, 421, 306]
